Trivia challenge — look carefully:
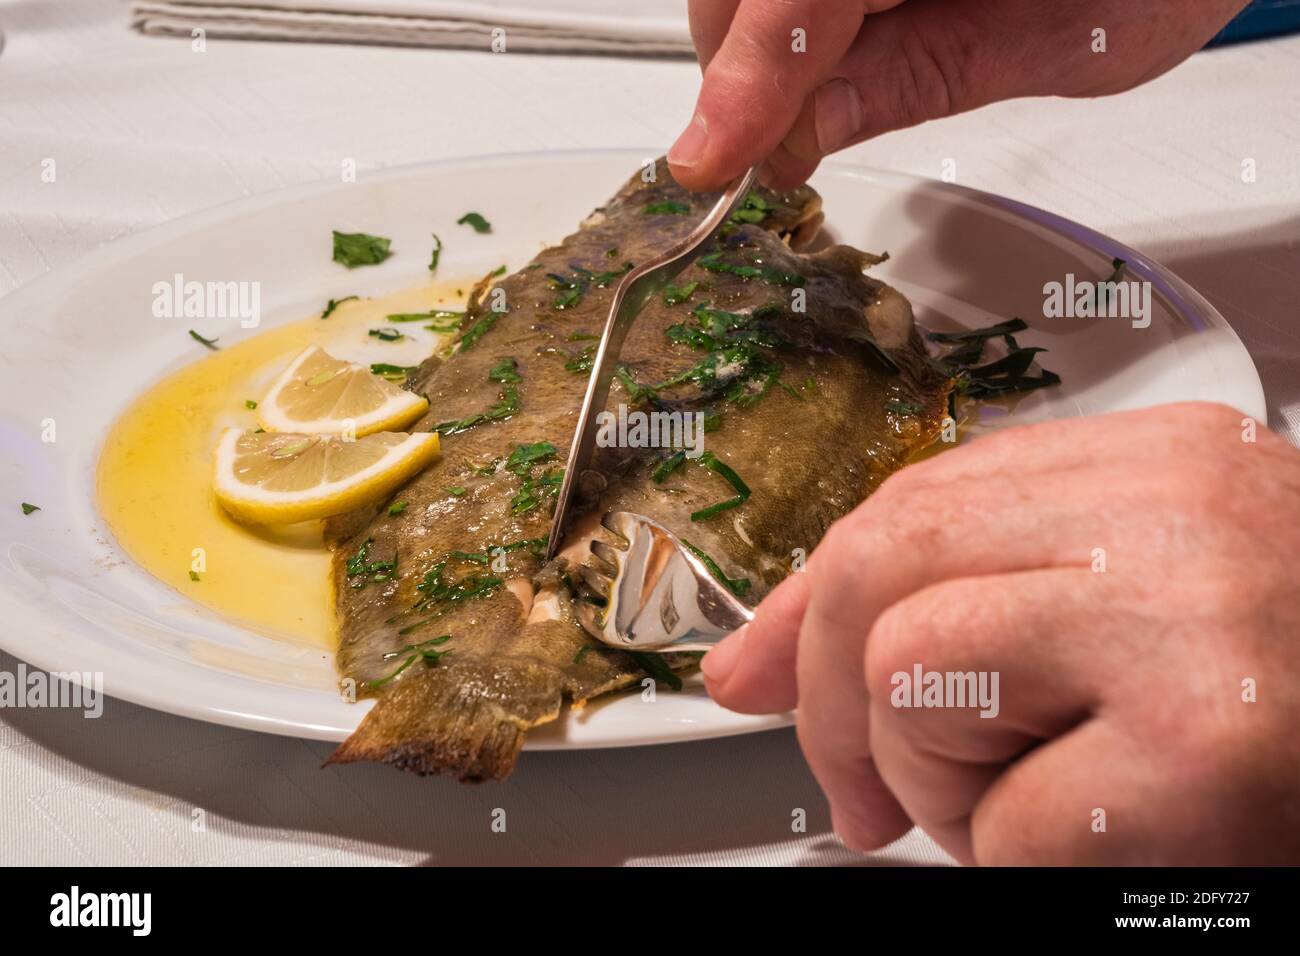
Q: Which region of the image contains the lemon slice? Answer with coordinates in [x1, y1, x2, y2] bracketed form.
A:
[257, 345, 428, 436]
[213, 428, 439, 524]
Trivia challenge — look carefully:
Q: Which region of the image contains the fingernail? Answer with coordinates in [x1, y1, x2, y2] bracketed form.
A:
[814, 78, 865, 153]
[701, 624, 747, 686]
[668, 114, 709, 169]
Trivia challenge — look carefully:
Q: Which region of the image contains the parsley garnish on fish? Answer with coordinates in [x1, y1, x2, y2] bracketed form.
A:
[368, 328, 403, 342]
[506, 440, 557, 474]
[388, 309, 463, 324]
[644, 200, 691, 216]
[628, 651, 683, 691]
[546, 261, 633, 310]
[690, 452, 752, 521]
[729, 191, 771, 224]
[505, 441, 563, 515]
[681, 539, 751, 597]
[886, 400, 922, 416]
[20, 503, 39, 516]
[434, 358, 521, 434]
[244, 399, 258, 409]
[457, 212, 492, 234]
[449, 537, 547, 566]
[428, 233, 443, 272]
[346, 538, 398, 588]
[489, 357, 522, 384]
[447, 486, 467, 497]
[697, 250, 805, 287]
[662, 280, 699, 306]
[457, 311, 502, 352]
[564, 344, 595, 373]
[652, 450, 687, 483]
[368, 635, 452, 688]
[188, 329, 219, 350]
[387, 501, 408, 517]
[333, 230, 392, 268]
[926, 318, 1028, 345]
[189, 570, 200, 582]
[370, 363, 416, 382]
[321, 295, 358, 319]
[397, 555, 505, 634]
[614, 365, 660, 404]
[573, 645, 593, 665]
[490, 264, 507, 277]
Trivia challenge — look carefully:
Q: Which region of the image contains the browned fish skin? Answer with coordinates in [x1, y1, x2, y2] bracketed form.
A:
[325, 159, 949, 781]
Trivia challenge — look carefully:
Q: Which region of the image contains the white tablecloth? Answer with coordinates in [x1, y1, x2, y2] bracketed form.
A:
[1, 0, 1297, 866]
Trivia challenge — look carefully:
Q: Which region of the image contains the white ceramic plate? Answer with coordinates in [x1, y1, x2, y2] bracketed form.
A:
[0, 149, 1265, 749]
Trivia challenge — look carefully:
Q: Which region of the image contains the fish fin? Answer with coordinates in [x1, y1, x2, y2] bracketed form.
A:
[325, 657, 564, 782]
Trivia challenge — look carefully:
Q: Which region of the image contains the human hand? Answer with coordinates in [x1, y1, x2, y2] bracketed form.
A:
[670, 0, 1249, 190]
[701, 402, 1300, 864]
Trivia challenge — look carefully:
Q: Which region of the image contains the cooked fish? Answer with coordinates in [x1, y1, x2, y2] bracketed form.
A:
[324, 159, 951, 781]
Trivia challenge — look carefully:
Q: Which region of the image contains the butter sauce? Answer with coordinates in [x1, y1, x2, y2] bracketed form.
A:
[97, 281, 467, 648]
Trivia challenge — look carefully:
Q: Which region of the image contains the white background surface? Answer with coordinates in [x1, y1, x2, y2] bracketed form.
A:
[0, 0, 1297, 866]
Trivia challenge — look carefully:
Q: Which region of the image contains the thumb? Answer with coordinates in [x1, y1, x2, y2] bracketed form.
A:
[768, 4, 1052, 187]
[701, 569, 810, 713]
[668, 0, 892, 190]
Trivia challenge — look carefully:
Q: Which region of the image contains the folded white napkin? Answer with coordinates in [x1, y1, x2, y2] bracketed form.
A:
[131, 0, 694, 56]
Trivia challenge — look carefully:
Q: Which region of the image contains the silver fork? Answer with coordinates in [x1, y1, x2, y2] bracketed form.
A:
[545, 166, 759, 562]
[576, 511, 754, 652]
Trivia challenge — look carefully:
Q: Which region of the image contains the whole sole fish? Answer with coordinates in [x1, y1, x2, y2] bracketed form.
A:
[325, 159, 950, 781]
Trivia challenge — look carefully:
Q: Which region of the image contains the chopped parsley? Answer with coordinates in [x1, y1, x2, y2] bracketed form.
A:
[489, 356, 522, 384]
[690, 452, 751, 521]
[20, 503, 39, 516]
[457, 311, 502, 352]
[644, 200, 691, 216]
[457, 212, 492, 234]
[367, 635, 452, 688]
[628, 651, 683, 691]
[332, 230, 392, 268]
[387, 309, 464, 324]
[433, 358, 521, 434]
[504, 441, 562, 515]
[697, 250, 804, 287]
[345, 538, 397, 588]
[397, 557, 504, 634]
[564, 344, 595, 373]
[730, 191, 771, 225]
[321, 295, 358, 319]
[662, 281, 699, 306]
[387, 501, 408, 517]
[651, 450, 687, 483]
[428, 233, 443, 272]
[189, 570, 200, 582]
[244, 399, 258, 409]
[370, 363, 416, 382]
[368, 328, 403, 342]
[926, 317, 1061, 401]
[188, 329, 219, 350]
[886, 400, 922, 416]
[546, 261, 633, 310]
[682, 538, 751, 597]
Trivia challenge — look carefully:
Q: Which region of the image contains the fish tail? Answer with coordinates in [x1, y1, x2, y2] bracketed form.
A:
[324, 658, 563, 782]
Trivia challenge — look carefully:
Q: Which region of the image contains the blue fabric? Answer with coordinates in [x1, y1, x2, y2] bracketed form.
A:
[1209, 0, 1300, 45]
